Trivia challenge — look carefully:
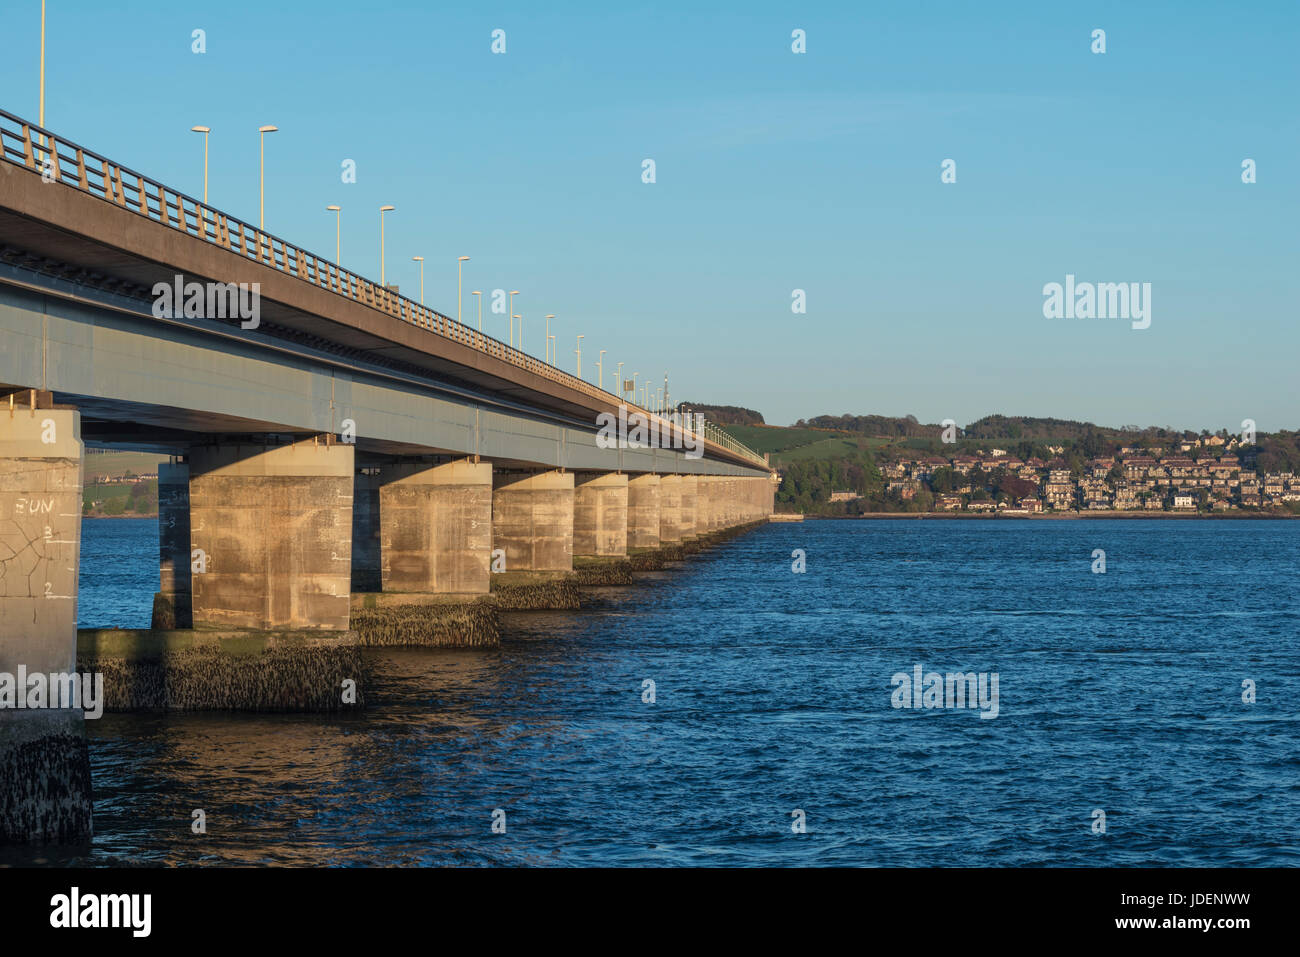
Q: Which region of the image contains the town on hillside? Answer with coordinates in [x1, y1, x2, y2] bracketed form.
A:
[845, 435, 1297, 513]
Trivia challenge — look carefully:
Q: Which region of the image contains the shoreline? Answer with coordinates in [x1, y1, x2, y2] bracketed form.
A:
[782, 511, 1298, 520]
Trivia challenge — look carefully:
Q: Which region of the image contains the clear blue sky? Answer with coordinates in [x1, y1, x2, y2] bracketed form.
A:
[4, 1, 1296, 430]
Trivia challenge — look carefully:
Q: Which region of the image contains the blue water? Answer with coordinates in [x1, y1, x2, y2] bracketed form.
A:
[41, 518, 1300, 865]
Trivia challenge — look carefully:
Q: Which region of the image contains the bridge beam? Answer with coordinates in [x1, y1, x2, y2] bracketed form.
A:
[627, 474, 661, 549]
[492, 469, 574, 572]
[185, 440, 354, 630]
[0, 405, 93, 844]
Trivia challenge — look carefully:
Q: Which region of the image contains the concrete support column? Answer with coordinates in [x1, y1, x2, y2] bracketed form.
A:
[0, 406, 92, 843]
[155, 462, 192, 628]
[626, 474, 661, 549]
[573, 472, 628, 557]
[492, 469, 574, 571]
[376, 460, 492, 594]
[188, 439, 354, 631]
[658, 474, 682, 543]
[679, 475, 698, 538]
[698, 476, 718, 531]
[350, 469, 382, 593]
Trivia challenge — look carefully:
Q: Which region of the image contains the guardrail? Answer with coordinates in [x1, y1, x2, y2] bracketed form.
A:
[0, 108, 769, 471]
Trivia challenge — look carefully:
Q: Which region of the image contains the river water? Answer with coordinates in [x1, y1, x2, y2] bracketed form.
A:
[9, 517, 1299, 866]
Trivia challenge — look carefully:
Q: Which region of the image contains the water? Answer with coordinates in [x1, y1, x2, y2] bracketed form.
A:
[19, 517, 1300, 866]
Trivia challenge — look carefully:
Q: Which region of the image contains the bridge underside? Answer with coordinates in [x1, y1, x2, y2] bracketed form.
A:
[0, 139, 775, 844]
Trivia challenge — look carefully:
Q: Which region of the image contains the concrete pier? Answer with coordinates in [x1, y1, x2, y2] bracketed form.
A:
[187, 439, 355, 631]
[154, 462, 192, 628]
[492, 470, 574, 572]
[697, 476, 718, 531]
[680, 475, 699, 539]
[573, 472, 628, 557]
[627, 474, 661, 548]
[371, 459, 492, 594]
[658, 474, 682, 543]
[0, 405, 93, 844]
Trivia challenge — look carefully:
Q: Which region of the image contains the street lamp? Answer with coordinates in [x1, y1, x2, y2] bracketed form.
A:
[508, 291, 520, 346]
[457, 256, 470, 324]
[326, 205, 341, 263]
[575, 335, 585, 378]
[515, 313, 526, 351]
[412, 256, 425, 304]
[191, 126, 210, 203]
[258, 125, 277, 229]
[616, 362, 624, 399]
[598, 350, 606, 391]
[545, 315, 555, 363]
[379, 205, 395, 286]
[471, 290, 482, 332]
[548, 334, 555, 364]
[39, 1, 46, 128]
[632, 371, 639, 403]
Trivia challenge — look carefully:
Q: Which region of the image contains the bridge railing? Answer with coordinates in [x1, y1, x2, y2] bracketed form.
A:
[0, 108, 769, 471]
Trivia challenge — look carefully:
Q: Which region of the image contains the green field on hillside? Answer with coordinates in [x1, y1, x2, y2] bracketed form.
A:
[721, 423, 898, 464]
[84, 479, 158, 516]
[83, 450, 167, 482]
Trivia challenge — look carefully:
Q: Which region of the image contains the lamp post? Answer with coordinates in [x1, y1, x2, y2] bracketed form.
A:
[412, 256, 425, 304]
[508, 291, 520, 346]
[39, 1, 45, 128]
[515, 314, 526, 351]
[379, 205, 395, 286]
[632, 372, 639, 403]
[457, 256, 470, 323]
[191, 127, 210, 203]
[616, 362, 624, 400]
[545, 315, 555, 363]
[258, 125, 277, 229]
[597, 350, 605, 392]
[575, 335, 584, 378]
[326, 206, 341, 263]
[548, 334, 555, 365]
[471, 290, 482, 332]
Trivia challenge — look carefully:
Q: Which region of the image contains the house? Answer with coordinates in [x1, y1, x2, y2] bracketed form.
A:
[1172, 494, 1196, 510]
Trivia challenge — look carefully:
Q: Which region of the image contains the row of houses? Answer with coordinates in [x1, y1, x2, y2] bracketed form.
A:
[875, 450, 1298, 512]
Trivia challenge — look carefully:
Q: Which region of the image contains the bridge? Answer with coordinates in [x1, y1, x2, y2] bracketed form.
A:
[0, 108, 775, 843]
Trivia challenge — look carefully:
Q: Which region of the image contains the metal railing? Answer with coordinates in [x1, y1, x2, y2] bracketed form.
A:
[0, 108, 769, 470]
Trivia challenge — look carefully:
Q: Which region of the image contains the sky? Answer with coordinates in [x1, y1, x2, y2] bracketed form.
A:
[2, 0, 1296, 430]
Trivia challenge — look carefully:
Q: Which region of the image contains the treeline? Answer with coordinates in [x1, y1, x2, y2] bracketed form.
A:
[675, 403, 764, 425]
[775, 449, 883, 515]
[792, 413, 937, 437]
[1252, 431, 1300, 473]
